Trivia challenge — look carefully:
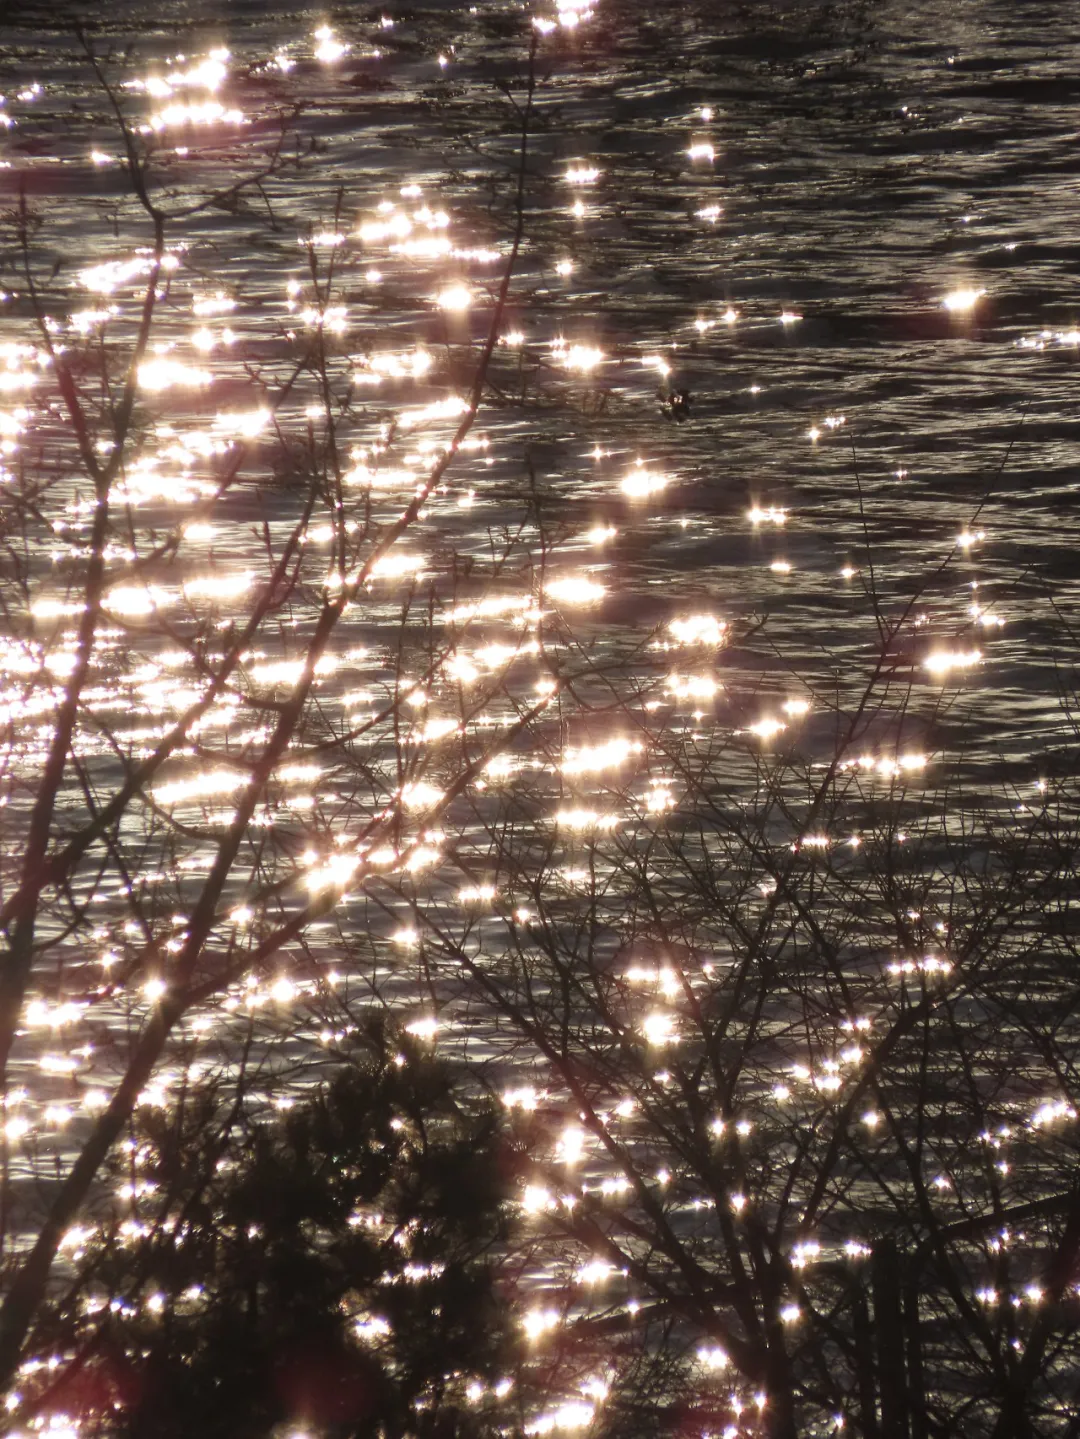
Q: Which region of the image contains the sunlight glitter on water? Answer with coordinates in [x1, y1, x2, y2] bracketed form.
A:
[943, 287, 985, 313]
[0, 8, 1076, 1432]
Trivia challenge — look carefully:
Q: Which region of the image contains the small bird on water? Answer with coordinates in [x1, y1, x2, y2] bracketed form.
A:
[660, 387, 692, 421]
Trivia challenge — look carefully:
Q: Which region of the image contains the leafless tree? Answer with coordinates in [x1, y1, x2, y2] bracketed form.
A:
[3, 15, 1079, 1439]
[0, 26, 550, 1419]
[387, 462, 1080, 1438]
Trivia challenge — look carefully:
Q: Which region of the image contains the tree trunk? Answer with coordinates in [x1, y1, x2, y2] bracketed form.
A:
[853, 1279, 880, 1438]
[873, 1241, 909, 1439]
[764, 1338, 799, 1439]
[904, 1276, 927, 1439]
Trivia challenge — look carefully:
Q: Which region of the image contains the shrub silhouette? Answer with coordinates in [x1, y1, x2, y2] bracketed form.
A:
[51, 1034, 519, 1439]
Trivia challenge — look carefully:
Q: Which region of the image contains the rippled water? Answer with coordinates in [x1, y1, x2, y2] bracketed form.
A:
[2, 0, 1079, 1430]
[7, 1, 1079, 665]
